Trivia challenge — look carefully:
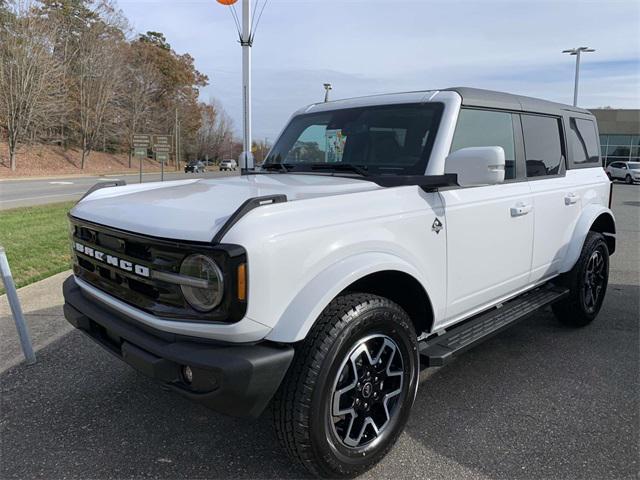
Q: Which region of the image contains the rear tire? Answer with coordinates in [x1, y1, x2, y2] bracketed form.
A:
[272, 293, 419, 478]
[552, 231, 609, 327]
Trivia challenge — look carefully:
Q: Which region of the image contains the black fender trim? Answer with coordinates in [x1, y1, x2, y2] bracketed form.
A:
[79, 180, 126, 201]
[212, 194, 287, 243]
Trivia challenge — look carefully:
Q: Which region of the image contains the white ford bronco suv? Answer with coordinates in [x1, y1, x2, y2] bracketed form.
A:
[63, 87, 615, 477]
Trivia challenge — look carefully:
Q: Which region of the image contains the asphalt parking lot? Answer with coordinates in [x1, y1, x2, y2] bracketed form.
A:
[1, 184, 638, 480]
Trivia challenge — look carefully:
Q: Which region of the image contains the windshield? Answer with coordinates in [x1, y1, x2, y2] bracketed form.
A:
[628, 162, 640, 169]
[264, 103, 443, 175]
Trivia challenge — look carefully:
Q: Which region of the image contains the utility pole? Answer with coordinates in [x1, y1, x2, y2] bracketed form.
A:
[174, 107, 180, 170]
[562, 47, 595, 107]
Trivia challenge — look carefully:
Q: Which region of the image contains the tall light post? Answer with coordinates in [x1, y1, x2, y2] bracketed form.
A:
[240, 0, 252, 172]
[323, 83, 332, 102]
[562, 46, 595, 107]
[217, 0, 268, 172]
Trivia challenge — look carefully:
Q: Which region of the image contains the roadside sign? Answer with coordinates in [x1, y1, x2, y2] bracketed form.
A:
[133, 147, 147, 157]
[156, 152, 169, 163]
[133, 134, 150, 148]
[153, 134, 172, 153]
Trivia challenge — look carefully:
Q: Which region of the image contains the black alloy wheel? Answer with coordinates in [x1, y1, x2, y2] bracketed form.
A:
[552, 231, 609, 326]
[330, 334, 404, 449]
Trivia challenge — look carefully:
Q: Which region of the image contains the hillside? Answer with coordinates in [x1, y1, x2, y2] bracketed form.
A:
[0, 142, 168, 178]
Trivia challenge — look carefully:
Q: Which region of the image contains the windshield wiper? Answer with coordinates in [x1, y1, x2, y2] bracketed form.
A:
[310, 163, 369, 176]
[261, 162, 294, 172]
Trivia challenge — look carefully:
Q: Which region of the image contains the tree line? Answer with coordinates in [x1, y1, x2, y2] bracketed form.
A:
[0, 0, 238, 171]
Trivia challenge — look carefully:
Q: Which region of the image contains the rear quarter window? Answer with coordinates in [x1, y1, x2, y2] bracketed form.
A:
[521, 114, 565, 178]
[568, 117, 600, 165]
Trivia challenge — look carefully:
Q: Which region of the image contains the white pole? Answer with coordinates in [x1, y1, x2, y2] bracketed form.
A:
[573, 50, 581, 107]
[0, 247, 36, 365]
[241, 0, 254, 171]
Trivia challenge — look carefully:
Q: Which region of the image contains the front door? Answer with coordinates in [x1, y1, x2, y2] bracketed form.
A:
[439, 108, 534, 324]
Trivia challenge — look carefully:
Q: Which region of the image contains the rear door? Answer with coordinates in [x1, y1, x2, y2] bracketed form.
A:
[522, 113, 582, 282]
[440, 108, 534, 323]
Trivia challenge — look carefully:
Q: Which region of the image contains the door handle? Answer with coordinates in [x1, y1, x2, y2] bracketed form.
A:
[564, 193, 580, 205]
[510, 202, 532, 217]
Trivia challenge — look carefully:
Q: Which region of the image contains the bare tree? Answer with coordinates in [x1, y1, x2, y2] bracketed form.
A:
[120, 44, 161, 167]
[196, 99, 234, 162]
[72, 21, 124, 169]
[0, 1, 64, 170]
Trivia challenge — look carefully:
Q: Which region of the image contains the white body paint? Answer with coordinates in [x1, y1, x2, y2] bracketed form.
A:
[70, 90, 614, 343]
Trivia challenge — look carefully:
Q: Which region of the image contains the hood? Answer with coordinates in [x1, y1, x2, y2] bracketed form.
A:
[71, 174, 381, 242]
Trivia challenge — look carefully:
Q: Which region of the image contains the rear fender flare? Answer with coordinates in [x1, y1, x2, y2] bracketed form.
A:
[559, 205, 616, 273]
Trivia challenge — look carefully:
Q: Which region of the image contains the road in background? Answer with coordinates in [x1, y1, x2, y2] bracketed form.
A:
[0, 170, 236, 210]
[0, 184, 638, 479]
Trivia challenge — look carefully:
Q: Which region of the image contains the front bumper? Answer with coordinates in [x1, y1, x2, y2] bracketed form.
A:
[63, 276, 294, 418]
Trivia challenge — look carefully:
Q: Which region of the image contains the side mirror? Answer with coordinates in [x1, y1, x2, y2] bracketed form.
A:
[445, 146, 506, 187]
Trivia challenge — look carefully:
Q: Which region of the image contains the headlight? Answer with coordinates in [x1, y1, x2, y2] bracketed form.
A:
[179, 254, 224, 312]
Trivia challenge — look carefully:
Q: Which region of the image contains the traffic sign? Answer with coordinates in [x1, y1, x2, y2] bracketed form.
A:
[156, 152, 169, 163]
[133, 147, 147, 157]
[153, 134, 172, 153]
[133, 134, 150, 148]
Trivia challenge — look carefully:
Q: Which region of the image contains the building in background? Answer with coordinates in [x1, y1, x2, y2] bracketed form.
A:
[589, 109, 640, 166]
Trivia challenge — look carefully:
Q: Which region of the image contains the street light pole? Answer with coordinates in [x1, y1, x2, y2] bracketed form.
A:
[241, 0, 253, 172]
[562, 47, 595, 107]
[323, 83, 332, 102]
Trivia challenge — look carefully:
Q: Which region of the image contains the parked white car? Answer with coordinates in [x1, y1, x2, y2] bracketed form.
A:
[606, 161, 640, 184]
[219, 159, 237, 171]
[64, 87, 615, 478]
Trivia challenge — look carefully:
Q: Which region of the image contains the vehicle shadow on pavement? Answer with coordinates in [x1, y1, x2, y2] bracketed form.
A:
[1, 284, 638, 480]
[0, 330, 311, 479]
[401, 283, 639, 480]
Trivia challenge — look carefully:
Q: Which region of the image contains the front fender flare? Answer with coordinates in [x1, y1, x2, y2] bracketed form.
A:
[559, 205, 616, 273]
[265, 252, 429, 343]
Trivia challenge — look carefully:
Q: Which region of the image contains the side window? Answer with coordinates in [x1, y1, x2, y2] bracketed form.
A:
[568, 117, 600, 164]
[450, 109, 516, 179]
[521, 114, 564, 178]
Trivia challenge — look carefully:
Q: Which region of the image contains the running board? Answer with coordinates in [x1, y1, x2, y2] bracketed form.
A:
[419, 284, 569, 367]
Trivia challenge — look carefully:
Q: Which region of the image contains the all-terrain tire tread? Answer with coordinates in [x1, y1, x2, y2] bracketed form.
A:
[552, 231, 608, 327]
[272, 293, 412, 477]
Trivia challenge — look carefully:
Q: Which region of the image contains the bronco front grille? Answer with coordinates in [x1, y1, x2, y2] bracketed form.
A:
[69, 216, 247, 323]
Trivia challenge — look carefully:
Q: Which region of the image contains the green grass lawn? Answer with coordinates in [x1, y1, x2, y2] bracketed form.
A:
[0, 202, 75, 294]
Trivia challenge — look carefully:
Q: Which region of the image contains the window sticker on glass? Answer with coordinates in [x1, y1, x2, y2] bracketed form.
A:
[325, 129, 346, 163]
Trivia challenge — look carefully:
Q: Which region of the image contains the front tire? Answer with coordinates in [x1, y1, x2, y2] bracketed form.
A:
[552, 231, 609, 327]
[273, 293, 419, 478]
[625, 174, 633, 184]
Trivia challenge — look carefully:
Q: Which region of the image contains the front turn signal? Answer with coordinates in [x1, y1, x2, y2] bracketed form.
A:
[237, 263, 247, 301]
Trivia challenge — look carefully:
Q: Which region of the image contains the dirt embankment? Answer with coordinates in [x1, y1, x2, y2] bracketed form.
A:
[0, 142, 175, 178]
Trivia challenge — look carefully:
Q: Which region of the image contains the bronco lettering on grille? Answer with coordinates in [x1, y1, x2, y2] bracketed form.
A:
[74, 242, 150, 278]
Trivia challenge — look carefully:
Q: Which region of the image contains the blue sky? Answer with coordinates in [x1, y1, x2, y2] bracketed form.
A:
[118, 0, 640, 140]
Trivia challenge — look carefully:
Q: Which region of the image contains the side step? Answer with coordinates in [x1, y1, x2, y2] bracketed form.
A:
[419, 284, 569, 367]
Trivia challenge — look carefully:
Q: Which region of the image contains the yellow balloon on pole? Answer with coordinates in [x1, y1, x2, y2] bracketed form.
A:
[216, 0, 238, 5]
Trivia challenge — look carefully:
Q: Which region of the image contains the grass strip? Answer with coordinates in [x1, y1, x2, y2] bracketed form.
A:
[0, 202, 75, 294]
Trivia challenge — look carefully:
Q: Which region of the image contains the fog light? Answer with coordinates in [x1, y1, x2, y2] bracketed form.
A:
[182, 365, 193, 384]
